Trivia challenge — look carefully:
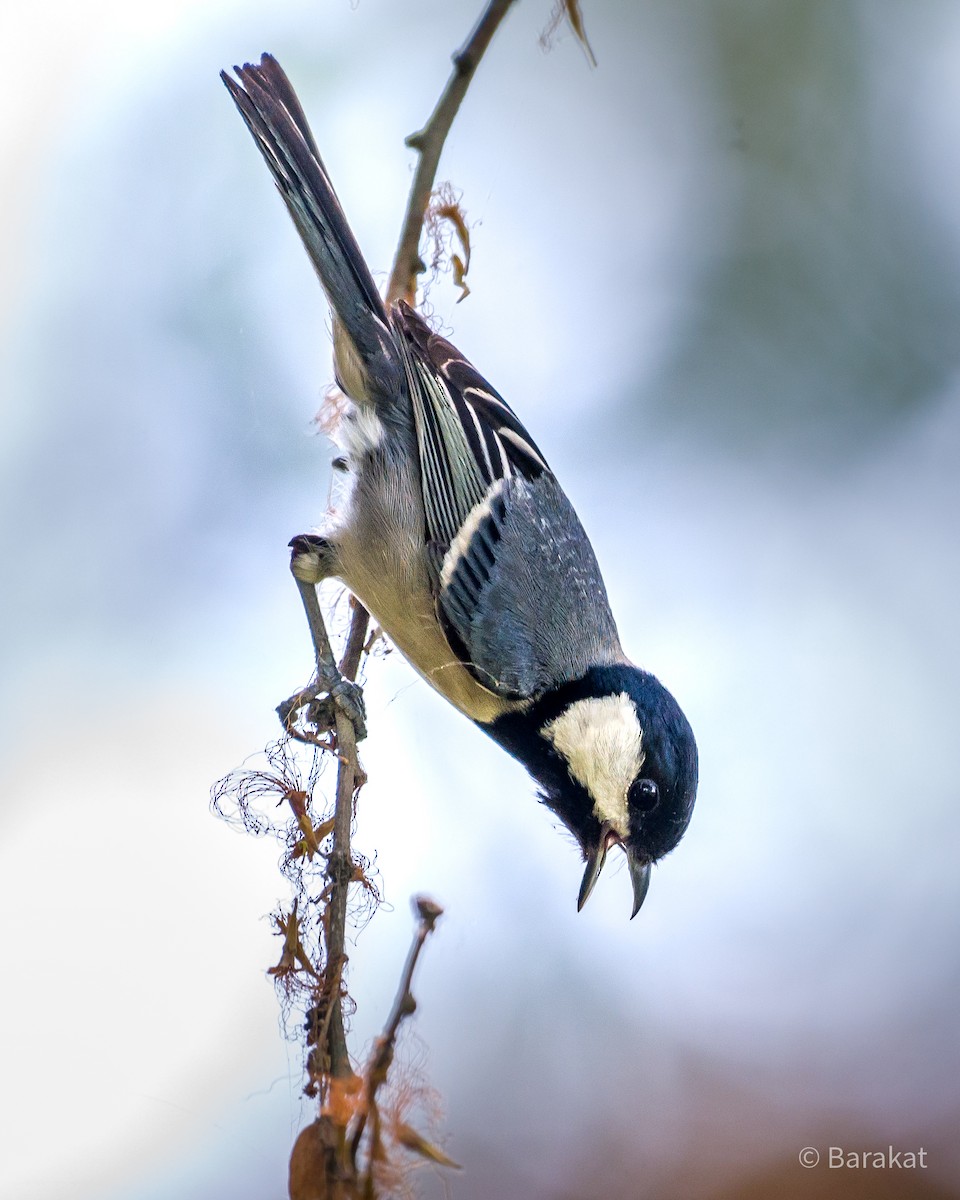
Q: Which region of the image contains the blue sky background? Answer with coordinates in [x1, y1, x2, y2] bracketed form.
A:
[2, 2, 960, 1197]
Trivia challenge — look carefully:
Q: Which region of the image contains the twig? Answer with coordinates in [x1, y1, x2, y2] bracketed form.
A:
[324, 702, 360, 1080]
[352, 898, 444, 1180]
[324, 603, 371, 1073]
[339, 598, 371, 682]
[386, 0, 518, 307]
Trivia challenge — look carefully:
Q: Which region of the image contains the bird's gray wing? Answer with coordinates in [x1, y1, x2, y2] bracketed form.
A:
[393, 304, 622, 700]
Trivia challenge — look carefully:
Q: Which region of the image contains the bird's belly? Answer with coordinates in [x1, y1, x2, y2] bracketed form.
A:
[335, 522, 513, 727]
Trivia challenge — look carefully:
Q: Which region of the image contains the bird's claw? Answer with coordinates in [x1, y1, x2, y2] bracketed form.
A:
[277, 675, 367, 742]
[328, 677, 367, 740]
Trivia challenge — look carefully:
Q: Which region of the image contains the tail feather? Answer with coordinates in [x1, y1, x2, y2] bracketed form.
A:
[222, 54, 399, 401]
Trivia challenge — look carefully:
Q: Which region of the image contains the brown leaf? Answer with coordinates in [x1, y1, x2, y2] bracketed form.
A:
[541, 0, 598, 68]
[268, 901, 319, 980]
[427, 186, 473, 302]
[268, 904, 299, 977]
[394, 1122, 461, 1169]
[322, 1072, 363, 1128]
[292, 815, 336, 861]
[288, 1117, 340, 1200]
[563, 0, 597, 66]
[451, 254, 471, 302]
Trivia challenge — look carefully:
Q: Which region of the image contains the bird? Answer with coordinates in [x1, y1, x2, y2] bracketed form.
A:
[222, 54, 698, 918]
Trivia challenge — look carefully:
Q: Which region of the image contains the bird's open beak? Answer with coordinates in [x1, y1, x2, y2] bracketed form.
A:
[626, 848, 651, 919]
[577, 825, 652, 919]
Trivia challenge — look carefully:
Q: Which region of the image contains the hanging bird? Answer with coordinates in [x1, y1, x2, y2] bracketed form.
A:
[222, 54, 698, 917]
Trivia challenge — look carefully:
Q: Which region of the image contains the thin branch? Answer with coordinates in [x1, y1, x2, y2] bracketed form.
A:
[322, 600, 372, 1077]
[339, 597, 371, 682]
[386, 0, 518, 307]
[323, 693, 361, 1080]
[351, 898, 444, 1175]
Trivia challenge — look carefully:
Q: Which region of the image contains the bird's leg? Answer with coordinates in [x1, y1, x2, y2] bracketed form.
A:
[277, 534, 367, 741]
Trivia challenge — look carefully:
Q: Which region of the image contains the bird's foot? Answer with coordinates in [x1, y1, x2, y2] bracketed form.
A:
[278, 674, 367, 743]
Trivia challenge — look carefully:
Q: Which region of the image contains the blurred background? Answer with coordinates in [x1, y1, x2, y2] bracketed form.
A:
[2, 1, 960, 1197]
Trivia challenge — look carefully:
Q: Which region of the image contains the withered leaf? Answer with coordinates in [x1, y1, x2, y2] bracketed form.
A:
[269, 902, 319, 979]
[322, 1072, 363, 1128]
[541, 0, 598, 68]
[394, 1122, 461, 1169]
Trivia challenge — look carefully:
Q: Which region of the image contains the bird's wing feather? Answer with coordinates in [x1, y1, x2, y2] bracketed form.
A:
[394, 302, 549, 546]
[393, 304, 621, 700]
[223, 56, 399, 397]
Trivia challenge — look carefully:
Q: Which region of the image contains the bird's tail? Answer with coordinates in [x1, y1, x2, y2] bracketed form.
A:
[222, 54, 401, 405]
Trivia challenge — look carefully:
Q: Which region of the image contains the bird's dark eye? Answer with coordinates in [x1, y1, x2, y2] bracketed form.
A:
[630, 778, 660, 813]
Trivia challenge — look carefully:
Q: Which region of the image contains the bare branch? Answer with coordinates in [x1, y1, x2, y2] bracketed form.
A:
[339, 597, 371, 682]
[352, 898, 446, 1183]
[386, 0, 518, 307]
[323, 695, 361, 1080]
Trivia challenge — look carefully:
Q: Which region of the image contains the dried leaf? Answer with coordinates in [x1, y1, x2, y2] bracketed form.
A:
[211, 738, 324, 840]
[269, 904, 300, 978]
[451, 254, 471, 302]
[314, 815, 336, 840]
[426, 186, 473, 302]
[394, 1122, 461, 1169]
[287, 789, 320, 859]
[322, 1072, 363, 1127]
[541, 0, 598, 68]
[269, 901, 320, 980]
[563, 0, 597, 66]
[436, 202, 471, 269]
[288, 1117, 339, 1200]
[292, 815, 336, 861]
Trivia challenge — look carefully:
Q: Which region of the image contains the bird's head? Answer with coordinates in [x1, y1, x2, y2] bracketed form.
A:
[528, 665, 698, 917]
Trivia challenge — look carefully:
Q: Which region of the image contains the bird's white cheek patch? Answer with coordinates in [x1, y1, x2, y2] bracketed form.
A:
[542, 693, 645, 838]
